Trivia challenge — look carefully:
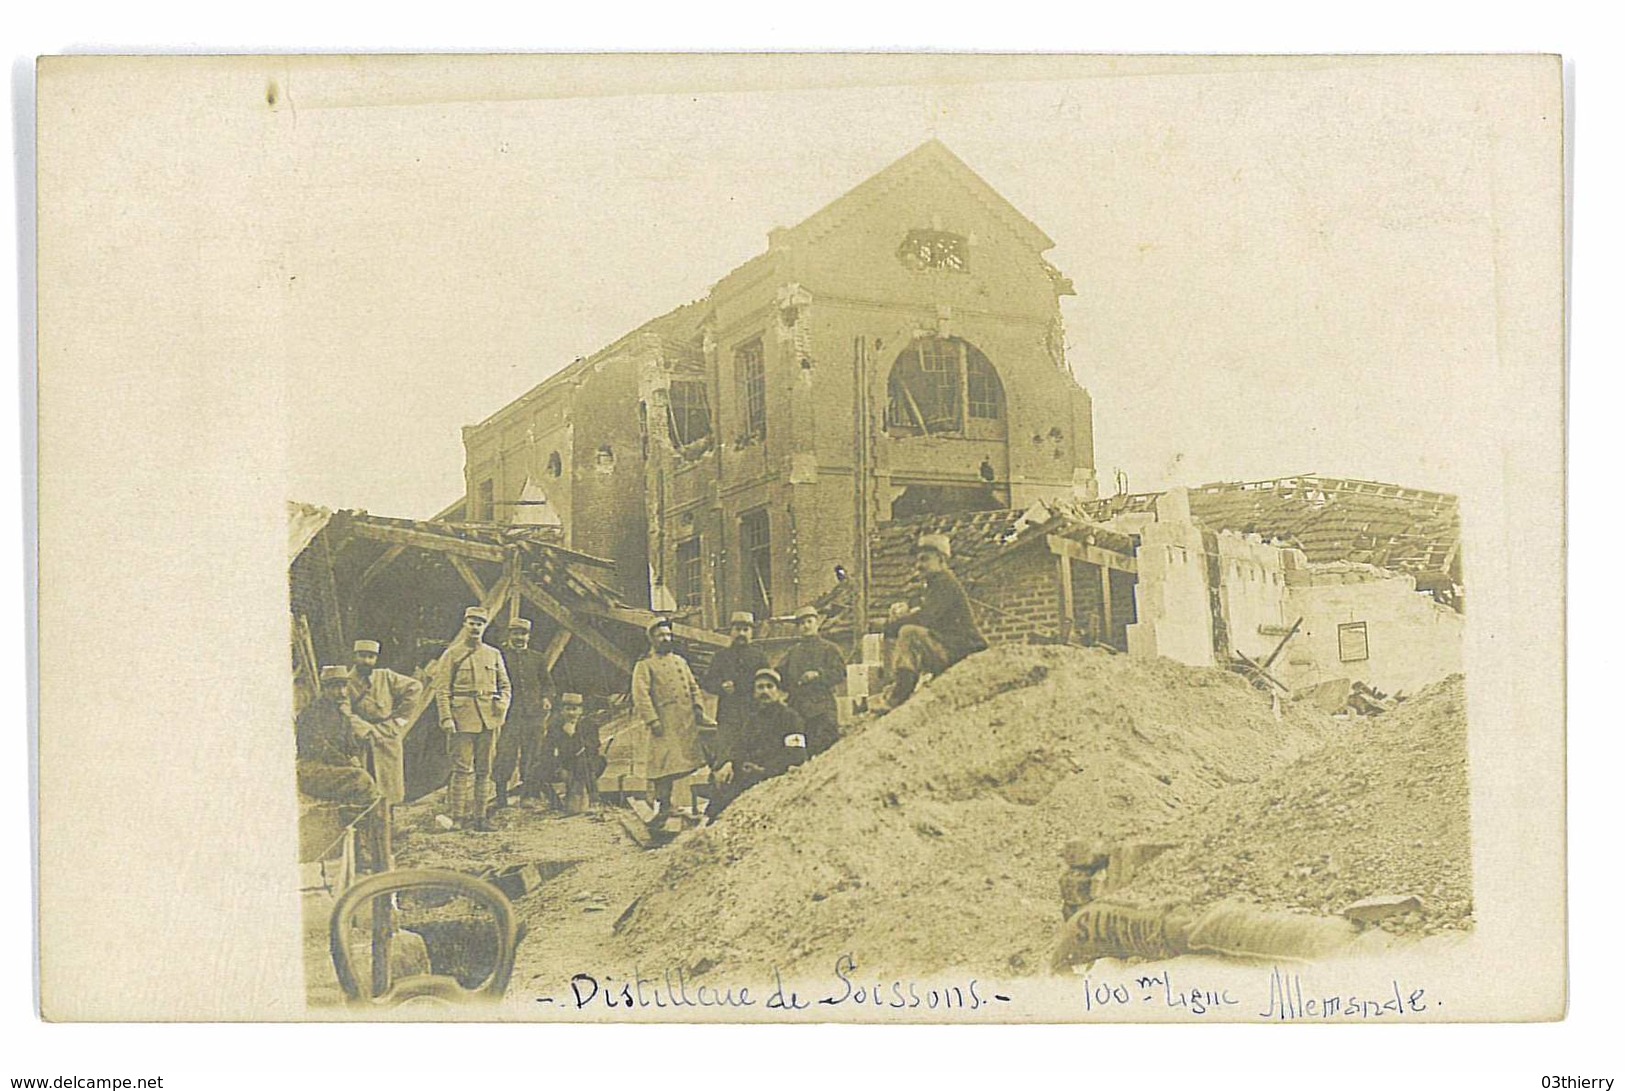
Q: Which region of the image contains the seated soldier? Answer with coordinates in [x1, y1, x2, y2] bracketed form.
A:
[296, 665, 383, 808]
[875, 532, 988, 712]
[707, 668, 808, 820]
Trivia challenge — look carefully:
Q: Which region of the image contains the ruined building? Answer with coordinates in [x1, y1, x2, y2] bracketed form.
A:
[457, 140, 1098, 625]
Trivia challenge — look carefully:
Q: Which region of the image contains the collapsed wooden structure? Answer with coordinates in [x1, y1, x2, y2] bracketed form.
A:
[289, 504, 730, 798]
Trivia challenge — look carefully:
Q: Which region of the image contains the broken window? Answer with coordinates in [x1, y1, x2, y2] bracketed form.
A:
[885, 337, 1004, 434]
[739, 507, 772, 619]
[967, 353, 1004, 420]
[897, 229, 970, 273]
[1338, 622, 1370, 663]
[676, 537, 704, 609]
[737, 339, 767, 442]
[667, 380, 713, 447]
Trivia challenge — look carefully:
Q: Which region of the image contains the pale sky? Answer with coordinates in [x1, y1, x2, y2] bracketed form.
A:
[283, 56, 1514, 517]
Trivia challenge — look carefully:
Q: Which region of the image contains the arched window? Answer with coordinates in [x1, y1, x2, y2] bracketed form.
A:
[886, 337, 1004, 435]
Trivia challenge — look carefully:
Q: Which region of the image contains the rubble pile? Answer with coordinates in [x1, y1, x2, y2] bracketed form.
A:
[1110, 675, 1471, 937]
[605, 644, 1333, 979]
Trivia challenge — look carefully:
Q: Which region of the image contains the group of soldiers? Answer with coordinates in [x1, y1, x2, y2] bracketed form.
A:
[294, 605, 603, 835]
[294, 530, 989, 840]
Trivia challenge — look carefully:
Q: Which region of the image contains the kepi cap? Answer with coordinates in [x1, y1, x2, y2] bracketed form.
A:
[352, 639, 381, 655]
[464, 606, 490, 622]
[728, 611, 756, 627]
[319, 665, 350, 683]
[561, 692, 584, 706]
[794, 605, 820, 621]
[753, 667, 783, 687]
[509, 617, 532, 633]
[915, 532, 952, 560]
[647, 616, 674, 637]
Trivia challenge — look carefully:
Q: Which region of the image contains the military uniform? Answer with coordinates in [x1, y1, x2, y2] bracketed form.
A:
[344, 642, 423, 805]
[493, 621, 556, 804]
[709, 672, 807, 818]
[778, 631, 845, 756]
[701, 612, 769, 751]
[631, 648, 707, 782]
[436, 613, 512, 825]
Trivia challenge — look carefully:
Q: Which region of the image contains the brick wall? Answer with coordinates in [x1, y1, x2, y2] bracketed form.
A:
[967, 548, 1063, 643]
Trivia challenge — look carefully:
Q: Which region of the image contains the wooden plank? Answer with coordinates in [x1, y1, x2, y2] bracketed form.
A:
[1099, 564, 1114, 647]
[542, 630, 572, 671]
[480, 572, 512, 619]
[505, 549, 523, 628]
[1259, 616, 1303, 672]
[349, 522, 507, 564]
[357, 544, 407, 594]
[589, 605, 732, 648]
[448, 554, 489, 602]
[1046, 534, 1138, 575]
[1055, 554, 1075, 643]
[514, 574, 635, 675]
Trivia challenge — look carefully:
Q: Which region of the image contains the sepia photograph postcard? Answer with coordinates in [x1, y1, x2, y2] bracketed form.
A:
[34, 52, 1566, 1023]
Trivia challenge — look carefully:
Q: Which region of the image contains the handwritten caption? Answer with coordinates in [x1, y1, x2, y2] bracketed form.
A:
[533, 958, 1437, 1021]
[1083, 966, 1434, 1020]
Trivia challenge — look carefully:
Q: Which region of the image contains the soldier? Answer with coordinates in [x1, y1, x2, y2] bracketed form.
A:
[630, 617, 709, 827]
[777, 605, 846, 756]
[296, 666, 383, 808]
[708, 668, 807, 819]
[701, 610, 768, 746]
[344, 638, 423, 808]
[436, 605, 512, 831]
[492, 617, 556, 811]
[875, 533, 988, 712]
[552, 692, 605, 815]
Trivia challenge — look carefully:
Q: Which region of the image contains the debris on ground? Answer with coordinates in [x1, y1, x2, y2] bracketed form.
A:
[1107, 675, 1470, 939]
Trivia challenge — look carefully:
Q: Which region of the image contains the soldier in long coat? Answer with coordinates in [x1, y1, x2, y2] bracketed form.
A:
[344, 638, 423, 806]
[436, 605, 511, 831]
[630, 617, 709, 823]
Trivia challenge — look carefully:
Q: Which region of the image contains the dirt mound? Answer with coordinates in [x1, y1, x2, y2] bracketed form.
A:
[1111, 675, 1471, 938]
[605, 644, 1334, 980]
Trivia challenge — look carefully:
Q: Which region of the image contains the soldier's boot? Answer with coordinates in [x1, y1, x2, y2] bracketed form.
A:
[875, 669, 918, 713]
[470, 775, 494, 831]
[446, 772, 472, 829]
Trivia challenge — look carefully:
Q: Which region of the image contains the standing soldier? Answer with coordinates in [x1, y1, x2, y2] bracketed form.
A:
[436, 606, 511, 832]
[701, 611, 768, 748]
[630, 617, 709, 827]
[492, 617, 556, 811]
[345, 638, 423, 810]
[875, 533, 988, 712]
[777, 605, 846, 756]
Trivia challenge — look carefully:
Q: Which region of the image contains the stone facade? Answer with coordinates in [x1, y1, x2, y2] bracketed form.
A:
[461, 142, 1098, 620]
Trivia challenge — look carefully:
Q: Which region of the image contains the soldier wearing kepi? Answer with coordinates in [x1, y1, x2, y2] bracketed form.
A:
[296, 666, 383, 808]
[777, 605, 846, 756]
[708, 667, 807, 819]
[701, 610, 769, 746]
[436, 606, 512, 831]
[875, 533, 988, 712]
[492, 616, 556, 811]
[344, 638, 423, 808]
[630, 617, 709, 827]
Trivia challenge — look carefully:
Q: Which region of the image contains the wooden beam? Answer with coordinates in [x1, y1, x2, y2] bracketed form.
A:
[505, 549, 523, 628]
[514, 574, 635, 675]
[542, 630, 572, 672]
[349, 522, 506, 564]
[1047, 534, 1138, 575]
[480, 572, 512, 619]
[357, 545, 406, 594]
[1055, 554, 1075, 643]
[1259, 616, 1303, 672]
[1100, 564, 1114, 648]
[448, 554, 489, 602]
[589, 605, 732, 648]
